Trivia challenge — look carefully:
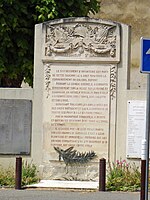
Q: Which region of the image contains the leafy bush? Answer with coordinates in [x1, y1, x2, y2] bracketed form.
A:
[0, 161, 39, 187]
[106, 159, 141, 191]
[0, 0, 100, 87]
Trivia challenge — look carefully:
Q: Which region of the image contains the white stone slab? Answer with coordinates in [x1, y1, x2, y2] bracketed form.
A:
[28, 180, 98, 189]
[43, 64, 110, 160]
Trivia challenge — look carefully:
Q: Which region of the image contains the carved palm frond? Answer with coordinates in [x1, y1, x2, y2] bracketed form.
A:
[54, 146, 97, 166]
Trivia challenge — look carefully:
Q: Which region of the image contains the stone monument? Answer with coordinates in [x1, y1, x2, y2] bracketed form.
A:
[33, 17, 130, 181]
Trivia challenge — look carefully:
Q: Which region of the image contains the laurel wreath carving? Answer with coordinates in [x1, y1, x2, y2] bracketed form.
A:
[110, 65, 117, 100]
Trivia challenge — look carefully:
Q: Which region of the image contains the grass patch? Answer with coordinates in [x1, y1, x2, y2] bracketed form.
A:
[0, 166, 15, 187]
[0, 161, 39, 187]
[22, 161, 39, 186]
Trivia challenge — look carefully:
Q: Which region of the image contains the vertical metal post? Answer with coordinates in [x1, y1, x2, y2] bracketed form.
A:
[141, 159, 146, 200]
[15, 157, 22, 190]
[141, 139, 147, 200]
[99, 158, 106, 191]
[140, 37, 150, 200]
[145, 74, 150, 200]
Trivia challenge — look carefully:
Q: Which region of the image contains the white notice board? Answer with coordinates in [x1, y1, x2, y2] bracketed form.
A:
[126, 100, 146, 158]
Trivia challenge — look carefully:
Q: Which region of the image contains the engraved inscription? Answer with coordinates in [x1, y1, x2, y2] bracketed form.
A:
[44, 64, 111, 154]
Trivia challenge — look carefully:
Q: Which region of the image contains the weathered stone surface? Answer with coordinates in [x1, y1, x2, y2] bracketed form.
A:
[41, 161, 98, 181]
[44, 18, 120, 62]
[0, 99, 32, 154]
[43, 64, 111, 159]
[41, 18, 119, 164]
[34, 17, 130, 182]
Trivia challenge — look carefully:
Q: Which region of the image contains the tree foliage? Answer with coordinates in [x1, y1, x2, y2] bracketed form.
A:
[0, 0, 100, 87]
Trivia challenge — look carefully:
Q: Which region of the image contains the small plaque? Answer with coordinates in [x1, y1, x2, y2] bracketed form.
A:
[126, 100, 146, 158]
[0, 99, 32, 155]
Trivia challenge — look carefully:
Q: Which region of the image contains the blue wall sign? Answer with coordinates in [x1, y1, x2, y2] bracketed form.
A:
[141, 38, 150, 73]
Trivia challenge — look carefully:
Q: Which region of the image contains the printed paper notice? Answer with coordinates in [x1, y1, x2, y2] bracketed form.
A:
[126, 100, 146, 158]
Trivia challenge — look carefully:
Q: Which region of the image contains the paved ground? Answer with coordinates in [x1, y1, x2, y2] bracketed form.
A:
[0, 189, 145, 200]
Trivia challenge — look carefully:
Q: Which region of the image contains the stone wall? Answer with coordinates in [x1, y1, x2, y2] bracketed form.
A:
[0, 88, 33, 167]
[92, 0, 149, 89]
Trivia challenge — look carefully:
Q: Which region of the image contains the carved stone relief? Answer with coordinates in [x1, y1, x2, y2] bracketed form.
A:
[45, 22, 119, 59]
[110, 65, 117, 100]
[45, 64, 51, 98]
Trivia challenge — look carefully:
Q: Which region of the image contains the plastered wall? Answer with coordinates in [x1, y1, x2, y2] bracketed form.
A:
[92, 0, 149, 89]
